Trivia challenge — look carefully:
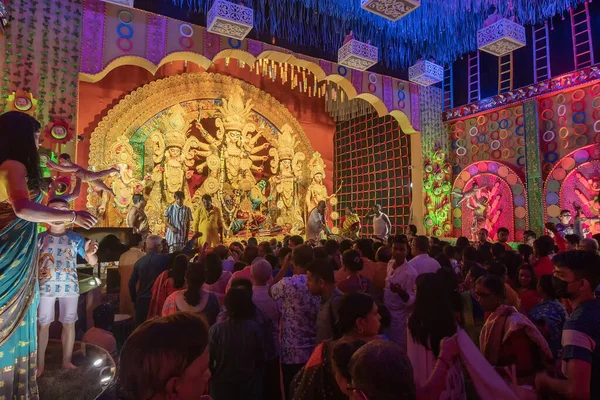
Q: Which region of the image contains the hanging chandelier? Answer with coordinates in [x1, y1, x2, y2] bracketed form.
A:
[207, 0, 254, 40]
[477, 15, 526, 57]
[338, 35, 378, 71]
[360, 0, 420, 21]
[409, 60, 444, 86]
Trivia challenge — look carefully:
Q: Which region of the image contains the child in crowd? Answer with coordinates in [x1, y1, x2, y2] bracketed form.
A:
[83, 303, 117, 358]
[37, 197, 99, 377]
[515, 264, 540, 315]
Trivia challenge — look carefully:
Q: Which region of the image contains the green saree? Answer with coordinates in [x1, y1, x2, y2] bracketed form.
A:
[0, 192, 42, 399]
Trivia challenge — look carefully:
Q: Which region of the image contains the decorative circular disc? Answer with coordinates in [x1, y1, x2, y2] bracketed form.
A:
[329, 195, 338, 206]
[512, 184, 523, 195]
[547, 205, 561, 217]
[206, 154, 220, 171]
[515, 218, 526, 230]
[240, 199, 253, 213]
[546, 179, 560, 192]
[240, 178, 253, 192]
[514, 195, 526, 207]
[561, 157, 576, 170]
[515, 207, 527, 219]
[51, 125, 68, 140]
[203, 177, 219, 194]
[14, 96, 32, 111]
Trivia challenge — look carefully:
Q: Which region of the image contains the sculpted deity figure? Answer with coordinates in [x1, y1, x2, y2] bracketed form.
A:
[305, 152, 331, 214]
[85, 135, 141, 227]
[146, 104, 204, 232]
[269, 124, 305, 231]
[109, 135, 139, 213]
[193, 86, 269, 202]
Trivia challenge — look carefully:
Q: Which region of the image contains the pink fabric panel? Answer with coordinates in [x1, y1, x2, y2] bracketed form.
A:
[81, 0, 106, 74]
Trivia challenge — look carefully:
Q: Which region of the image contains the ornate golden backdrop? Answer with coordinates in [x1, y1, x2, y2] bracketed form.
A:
[87, 72, 318, 231]
[88, 72, 314, 168]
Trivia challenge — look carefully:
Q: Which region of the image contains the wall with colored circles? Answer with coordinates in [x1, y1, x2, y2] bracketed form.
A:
[448, 104, 526, 177]
[452, 161, 528, 242]
[544, 144, 600, 234]
[538, 82, 600, 179]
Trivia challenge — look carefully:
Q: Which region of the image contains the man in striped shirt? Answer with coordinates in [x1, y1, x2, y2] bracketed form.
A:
[536, 251, 600, 399]
[164, 191, 192, 253]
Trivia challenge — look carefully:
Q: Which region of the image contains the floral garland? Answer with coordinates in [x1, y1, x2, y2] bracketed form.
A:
[0, 0, 82, 128]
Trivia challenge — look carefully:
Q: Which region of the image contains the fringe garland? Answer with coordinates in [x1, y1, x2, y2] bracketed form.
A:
[171, 0, 586, 70]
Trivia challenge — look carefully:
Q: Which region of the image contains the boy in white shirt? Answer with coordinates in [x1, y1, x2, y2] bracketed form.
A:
[37, 197, 98, 377]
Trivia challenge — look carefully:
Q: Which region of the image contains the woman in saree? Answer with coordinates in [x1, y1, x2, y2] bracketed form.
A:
[475, 274, 553, 386]
[290, 292, 381, 400]
[147, 253, 188, 319]
[340, 206, 361, 240]
[0, 111, 97, 398]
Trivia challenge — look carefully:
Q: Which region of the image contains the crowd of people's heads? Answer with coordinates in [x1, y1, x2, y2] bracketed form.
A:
[109, 222, 600, 400]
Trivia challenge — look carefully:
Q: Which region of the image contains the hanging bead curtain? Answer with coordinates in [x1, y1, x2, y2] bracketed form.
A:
[171, 0, 586, 69]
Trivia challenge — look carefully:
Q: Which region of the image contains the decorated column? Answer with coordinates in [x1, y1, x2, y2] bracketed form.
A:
[419, 85, 452, 237]
[523, 100, 544, 235]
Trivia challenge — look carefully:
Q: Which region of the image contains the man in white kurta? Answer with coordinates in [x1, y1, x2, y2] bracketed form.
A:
[384, 238, 417, 349]
[408, 235, 441, 276]
[306, 200, 330, 241]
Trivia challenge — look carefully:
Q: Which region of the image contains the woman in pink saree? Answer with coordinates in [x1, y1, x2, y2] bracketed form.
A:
[147, 254, 187, 319]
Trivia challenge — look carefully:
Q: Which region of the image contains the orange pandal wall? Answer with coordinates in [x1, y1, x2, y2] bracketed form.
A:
[76, 59, 336, 211]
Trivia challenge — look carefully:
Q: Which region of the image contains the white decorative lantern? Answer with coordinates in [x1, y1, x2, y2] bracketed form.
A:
[477, 18, 526, 57]
[101, 0, 134, 7]
[338, 39, 378, 71]
[207, 0, 253, 40]
[360, 0, 420, 21]
[408, 60, 444, 86]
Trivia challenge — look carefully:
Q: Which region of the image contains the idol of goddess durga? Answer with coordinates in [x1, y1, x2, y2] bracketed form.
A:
[192, 86, 270, 206]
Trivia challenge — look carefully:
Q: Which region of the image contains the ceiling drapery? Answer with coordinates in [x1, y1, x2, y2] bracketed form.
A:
[171, 0, 586, 69]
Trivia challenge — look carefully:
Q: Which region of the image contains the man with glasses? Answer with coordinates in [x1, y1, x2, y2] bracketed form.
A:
[556, 205, 583, 238]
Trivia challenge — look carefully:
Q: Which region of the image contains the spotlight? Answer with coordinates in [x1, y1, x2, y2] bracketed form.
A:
[93, 358, 103, 367]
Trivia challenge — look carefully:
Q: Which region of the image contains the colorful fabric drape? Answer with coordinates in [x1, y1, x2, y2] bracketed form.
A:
[341, 213, 360, 239]
[290, 340, 346, 400]
[147, 270, 178, 320]
[0, 193, 42, 399]
[480, 305, 553, 367]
